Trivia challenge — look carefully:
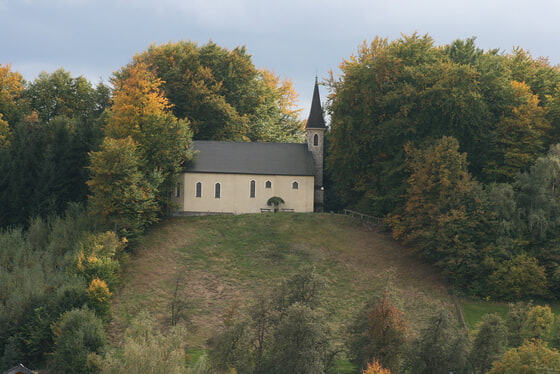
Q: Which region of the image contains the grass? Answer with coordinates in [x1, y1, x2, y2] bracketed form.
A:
[461, 299, 560, 331]
[110, 213, 457, 370]
[461, 299, 509, 330]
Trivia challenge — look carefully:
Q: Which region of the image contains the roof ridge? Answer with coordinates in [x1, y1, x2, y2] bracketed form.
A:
[192, 140, 306, 146]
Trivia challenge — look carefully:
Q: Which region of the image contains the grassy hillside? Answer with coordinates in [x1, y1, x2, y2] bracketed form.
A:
[110, 213, 456, 367]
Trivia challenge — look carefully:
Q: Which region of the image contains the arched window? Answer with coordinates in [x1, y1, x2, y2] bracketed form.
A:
[215, 183, 221, 198]
[265, 180, 272, 189]
[195, 182, 202, 197]
[292, 181, 299, 190]
[250, 180, 255, 198]
[313, 134, 319, 146]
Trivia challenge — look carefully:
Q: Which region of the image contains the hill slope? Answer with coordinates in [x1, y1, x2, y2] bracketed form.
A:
[110, 213, 454, 349]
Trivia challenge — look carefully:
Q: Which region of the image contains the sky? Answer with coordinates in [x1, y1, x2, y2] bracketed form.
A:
[2, 0, 560, 118]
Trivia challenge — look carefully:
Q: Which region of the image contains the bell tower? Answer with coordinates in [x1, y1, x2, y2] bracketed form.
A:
[306, 78, 326, 212]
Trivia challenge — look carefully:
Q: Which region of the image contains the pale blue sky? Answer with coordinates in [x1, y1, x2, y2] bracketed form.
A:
[1, 0, 559, 117]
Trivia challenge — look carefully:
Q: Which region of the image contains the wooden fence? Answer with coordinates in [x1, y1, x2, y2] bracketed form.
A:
[342, 209, 384, 226]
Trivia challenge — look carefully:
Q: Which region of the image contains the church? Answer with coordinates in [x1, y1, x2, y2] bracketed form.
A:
[173, 80, 326, 215]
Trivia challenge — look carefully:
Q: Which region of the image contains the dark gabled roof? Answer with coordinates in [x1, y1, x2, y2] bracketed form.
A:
[186, 140, 314, 176]
[306, 78, 326, 129]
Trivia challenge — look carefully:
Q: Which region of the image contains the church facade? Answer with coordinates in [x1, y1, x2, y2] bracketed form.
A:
[174, 80, 326, 214]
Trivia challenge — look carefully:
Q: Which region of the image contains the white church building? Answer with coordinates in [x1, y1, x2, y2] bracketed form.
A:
[174, 80, 326, 214]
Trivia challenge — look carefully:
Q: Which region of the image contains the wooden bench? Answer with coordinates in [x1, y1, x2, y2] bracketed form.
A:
[260, 208, 272, 212]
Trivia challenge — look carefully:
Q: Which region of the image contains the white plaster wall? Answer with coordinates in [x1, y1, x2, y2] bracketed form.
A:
[177, 173, 314, 214]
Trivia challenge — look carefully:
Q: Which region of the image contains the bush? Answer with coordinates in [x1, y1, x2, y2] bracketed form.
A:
[76, 231, 124, 288]
[488, 254, 548, 300]
[488, 339, 560, 373]
[50, 308, 106, 374]
[99, 312, 187, 374]
[522, 305, 555, 341]
[207, 318, 252, 373]
[87, 278, 112, 319]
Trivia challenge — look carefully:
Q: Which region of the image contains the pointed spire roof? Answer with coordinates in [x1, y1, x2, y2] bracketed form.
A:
[306, 77, 326, 129]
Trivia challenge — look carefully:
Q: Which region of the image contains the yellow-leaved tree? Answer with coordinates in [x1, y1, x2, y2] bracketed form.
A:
[88, 63, 193, 238]
[363, 360, 391, 374]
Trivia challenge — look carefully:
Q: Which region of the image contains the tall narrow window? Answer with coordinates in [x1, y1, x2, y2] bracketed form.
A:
[313, 134, 319, 146]
[292, 181, 299, 190]
[250, 180, 255, 198]
[265, 180, 272, 189]
[176, 183, 181, 197]
[195, 182, 202, 197]
[215, 183, 221, 198]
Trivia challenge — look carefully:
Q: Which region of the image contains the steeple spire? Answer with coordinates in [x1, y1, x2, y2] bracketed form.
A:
[306, 79, 326, 129]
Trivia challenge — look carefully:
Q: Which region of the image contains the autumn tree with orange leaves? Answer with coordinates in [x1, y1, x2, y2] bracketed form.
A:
[0, 64, 24, 147]
[348, 291, 408, 372]
[363, 360, 391, 374]
[88, 63, 193, 237]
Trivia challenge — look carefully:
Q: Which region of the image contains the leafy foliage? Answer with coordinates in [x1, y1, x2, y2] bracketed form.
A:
[389, 137, 494, 292]
[130, 41, 303, 142]
[0, 68, 107, 228]
[348, 292, 408, 372]
[522, 305, 555, 341]
[362, 360, 391, 374]
[488, 339, 560, 374]
[488, 254, 547, 300]
[87, 136, 160, 240]
[99, 312, 187, 374]
[208, 267, 334, 374]
[407, 309, 470, 374]
[50, 308, 106, 374]
[470, 313, 508, 374]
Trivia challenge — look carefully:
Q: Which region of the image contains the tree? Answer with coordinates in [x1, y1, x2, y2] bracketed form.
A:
[389, 137, 494, 291]
[273, 265, 326, 312]
[488, 254, 548, 300]
[130, 41, 303, 142]
[506, 302, 533, 347]
[104, 62, 193, 215]
[86, 278, 112, 319]
[267, 303, 331, 374]
[0, 67, 107, 228]
[208, 267, 333, 374]
[0, 63, 25, 125]
[470, 313, 508, 374]
[348, 292, 408, 372]
[24, 69, 109, 123]
[362, 360, 391, 374]
[522, 305, 555, 341]
[488, 339, 560, 374]
[408, 309, 470, 374]
[207, 315, 253, 373]
[50, 308, 106, 374]
[87, 136, 160, 240]
[484, 81, 550, 182]
[267, 197, 285, 213]
[326, 35, 496, 215]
